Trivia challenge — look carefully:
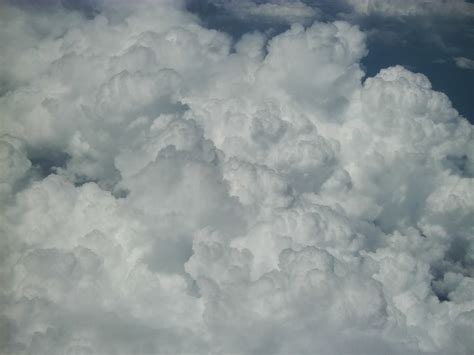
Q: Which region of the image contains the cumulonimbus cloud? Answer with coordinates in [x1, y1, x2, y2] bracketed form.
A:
[0, 0, 473, 354]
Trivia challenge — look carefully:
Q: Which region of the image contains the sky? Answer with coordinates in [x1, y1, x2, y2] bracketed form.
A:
[0, 0, 473, 354]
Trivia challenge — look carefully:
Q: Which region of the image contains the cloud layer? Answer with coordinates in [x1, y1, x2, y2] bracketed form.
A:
[344, 0, 474, 17]
[1, 1, 473, 354]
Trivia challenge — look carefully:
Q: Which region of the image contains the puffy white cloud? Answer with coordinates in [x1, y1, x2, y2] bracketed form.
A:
[0, 0, 473, 354]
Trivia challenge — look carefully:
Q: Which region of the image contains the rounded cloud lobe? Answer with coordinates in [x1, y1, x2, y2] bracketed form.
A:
[0, 1, 473, 354]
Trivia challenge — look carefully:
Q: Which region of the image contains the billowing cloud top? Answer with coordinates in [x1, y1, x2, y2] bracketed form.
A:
[0, 0, 473, 354]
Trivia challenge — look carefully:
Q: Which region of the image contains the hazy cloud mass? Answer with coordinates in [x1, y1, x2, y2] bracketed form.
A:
[1, 0, 473, 354]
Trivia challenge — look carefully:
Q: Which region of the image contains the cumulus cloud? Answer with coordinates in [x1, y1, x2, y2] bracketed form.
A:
[0, 0, 473, 354]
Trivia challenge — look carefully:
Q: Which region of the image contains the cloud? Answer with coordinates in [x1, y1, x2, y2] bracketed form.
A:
[455, 57, 474, 70]
[344, 0, 474, 17]
[193, 0, 474, 21]
[191, 0, 319, 25]
[0, 135, 31, 201]
[232, 0, 317, 24]
[0, 0, 473, 354]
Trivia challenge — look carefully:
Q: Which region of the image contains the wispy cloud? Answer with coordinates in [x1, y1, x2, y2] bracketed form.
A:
[455, 56, 474, 70]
